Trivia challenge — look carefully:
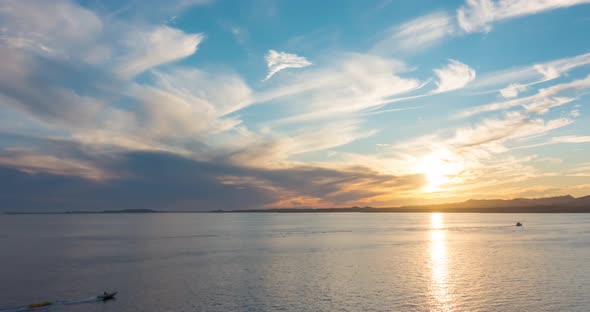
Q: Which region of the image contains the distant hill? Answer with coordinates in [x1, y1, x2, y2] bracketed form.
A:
[383, 195, 590, 213]
[226, 195, 590, 213]
[4, 195, 590, 214]
[404, 195, 586, 209]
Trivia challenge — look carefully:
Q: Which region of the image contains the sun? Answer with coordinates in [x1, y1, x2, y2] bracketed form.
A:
[416, 150, 463, 192]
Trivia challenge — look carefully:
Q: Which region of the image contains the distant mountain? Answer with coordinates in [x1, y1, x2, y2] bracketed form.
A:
[571, 195, 590, 207]
[430, 195, 578, 209]
[5, 195, 590, 214]
[227, 194, 590, 213]
[396, 195, 590, 212]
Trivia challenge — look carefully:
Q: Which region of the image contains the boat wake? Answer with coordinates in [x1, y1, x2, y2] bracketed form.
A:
[0, 296, 109, 312]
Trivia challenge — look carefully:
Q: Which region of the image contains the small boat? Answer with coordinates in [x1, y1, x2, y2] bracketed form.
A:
[97, 292, 117, 301]
[516, 222, 522, 227]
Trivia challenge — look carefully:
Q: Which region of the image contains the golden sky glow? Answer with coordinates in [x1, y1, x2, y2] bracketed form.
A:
[0, 1, 590, 211]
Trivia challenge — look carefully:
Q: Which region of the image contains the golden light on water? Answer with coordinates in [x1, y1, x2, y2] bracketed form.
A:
[431, 212, 443, 229]
[429, 213, 453, 311]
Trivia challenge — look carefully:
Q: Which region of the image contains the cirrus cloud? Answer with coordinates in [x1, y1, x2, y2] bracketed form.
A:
[433, 59, 476, 93]
[263, 50, 312, 81]
[457, 0, 590, 33]
[116, 26, 204, 79]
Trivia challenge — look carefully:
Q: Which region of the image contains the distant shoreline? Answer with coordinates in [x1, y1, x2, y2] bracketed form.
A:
[4, 206, 590, 214]
[4, 195, 589, 214]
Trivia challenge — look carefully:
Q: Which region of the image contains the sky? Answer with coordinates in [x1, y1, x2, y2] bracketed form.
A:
[1, 0, 590, 211]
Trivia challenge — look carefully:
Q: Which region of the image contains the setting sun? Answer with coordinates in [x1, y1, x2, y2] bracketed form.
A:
[416, 150, 463, 192]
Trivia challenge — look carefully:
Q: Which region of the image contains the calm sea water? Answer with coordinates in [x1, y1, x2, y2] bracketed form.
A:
[1, 213, 590, 311]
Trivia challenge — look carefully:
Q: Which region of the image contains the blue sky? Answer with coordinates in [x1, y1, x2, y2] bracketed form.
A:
[1, 0, 590, 210]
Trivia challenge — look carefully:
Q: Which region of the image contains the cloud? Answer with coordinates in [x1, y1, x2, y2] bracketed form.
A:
[0, 0, 378, 184]
[0, 0, 243, 155]
[433, 59, 476, 93]
[472, 52, 590, 91]
[116, 26, 204, 79]
[514, 135, 590, 149]
[220, 21, 249, 46]
[499, 83, 528, 98]
[0, 0, 107, 63]
[0, 0, 212, 135]
[225, 120, 376, 166]
[550, 135, 590, 144]
[0, 47, 121, 128]
[461, 95, 574, 118]
[0, 151, 275, 212]
[256, 53, 422, 124]
[0, 147, 110, 180]
[370, 11, 456, 55]
[460, 74, 590, 118]
[534, 64, 560, 80]
[128, 68, 252, 142]
[263, 50, 312, 81]
[392, 11, 455, 50]
[0, 144, 425, 211]
[398, 111, 573, 158]
[450, 112, 573, 150]
[0, 1, 205, 78]
[375, 64, 583, 195]
[373, 1, 590, 56]
[168, 0, 212, 9]
[457, 0, 590, 33]
[0, 0, 103, 44]
[0, 0, 588, 210]
[383, 111, 574, 195]
[0, 0, 430, 211]
[97, 0, 212, 21]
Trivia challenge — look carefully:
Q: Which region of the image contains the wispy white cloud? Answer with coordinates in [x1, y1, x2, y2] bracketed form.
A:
[0, 0, 383, 175]
[551, 135, 590, 144]
[499, 83, 527, 98]
[226, 120, 376, 167]
[457, 0, 590, 33]
[390, 11, 455, 51]
[117, 26, 204, 79]
[0, 147, 112, 180]
[127, 67, 253, 143]
[99, 0, 212, 21]
[264, 50, 312, 81]
[382, 111, 574, 194]
[433, 59, 476, 93]
[514, 135, 590, 149]
[0, 0, 104, 61]
[570, 109, 581, 118]
[0, 1, 206, 79]
[460, 74, 590, 118]
[257, 53, 422, 124]
[363, 56, 586, 194]
[449, 112, 573, 150]
[0, 0, 246, 157]
[220, 20, 249, 46]
[472, 52, 590, 91]
[396, 111, 573, 159]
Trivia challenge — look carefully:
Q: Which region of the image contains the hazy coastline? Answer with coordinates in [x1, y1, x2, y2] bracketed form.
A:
[5, 195, 590, 214]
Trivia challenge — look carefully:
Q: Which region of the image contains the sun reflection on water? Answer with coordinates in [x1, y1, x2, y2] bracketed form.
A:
[429, 213, 453, 311]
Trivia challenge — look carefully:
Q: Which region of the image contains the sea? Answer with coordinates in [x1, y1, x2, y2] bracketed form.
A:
[1, 213, 589, 311]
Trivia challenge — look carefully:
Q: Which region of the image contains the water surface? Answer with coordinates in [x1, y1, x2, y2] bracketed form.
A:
[1, 213, 589, 311]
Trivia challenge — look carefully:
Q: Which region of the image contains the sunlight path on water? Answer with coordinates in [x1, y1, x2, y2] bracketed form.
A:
[429, 213, 454, 311]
